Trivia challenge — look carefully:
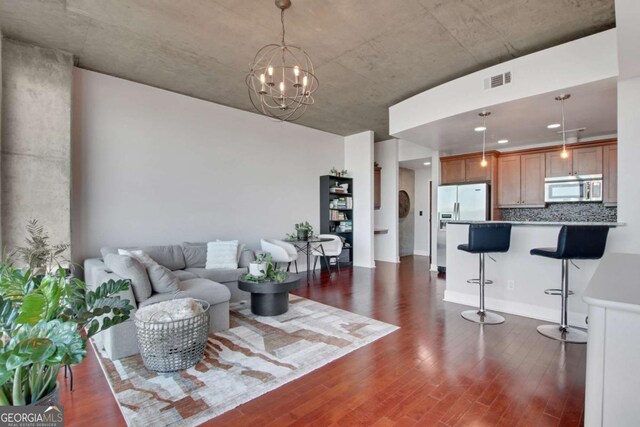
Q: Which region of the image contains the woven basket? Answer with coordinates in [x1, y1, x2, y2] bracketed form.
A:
[134, 299, 210, 372]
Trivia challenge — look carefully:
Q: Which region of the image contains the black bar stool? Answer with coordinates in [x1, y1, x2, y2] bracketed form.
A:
[458, 223, 512, 324]
[530, 225, 609, 343]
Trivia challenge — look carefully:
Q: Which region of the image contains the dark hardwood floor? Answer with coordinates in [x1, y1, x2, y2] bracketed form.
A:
[60, 256, 586, 426]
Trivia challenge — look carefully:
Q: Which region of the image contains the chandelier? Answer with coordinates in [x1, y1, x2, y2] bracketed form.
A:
[246, 0, 319, 122]
[478, 111, 491, 167]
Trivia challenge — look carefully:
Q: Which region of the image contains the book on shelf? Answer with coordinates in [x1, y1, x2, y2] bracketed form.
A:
[330, 210, 349, 221]
[336, 220, 353, 233]
[328, 196, 353, 210]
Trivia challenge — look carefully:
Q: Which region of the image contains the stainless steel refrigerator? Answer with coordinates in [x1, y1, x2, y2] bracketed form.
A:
[436, 183, 490, 273]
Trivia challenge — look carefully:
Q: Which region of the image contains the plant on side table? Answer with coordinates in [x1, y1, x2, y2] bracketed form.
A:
[243, 254, 288, 284]
[286, 221, 314, 241]
[0, 265, 134, 406]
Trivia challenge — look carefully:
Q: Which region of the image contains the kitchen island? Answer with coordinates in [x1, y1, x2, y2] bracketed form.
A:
[444, 221, 624, 327]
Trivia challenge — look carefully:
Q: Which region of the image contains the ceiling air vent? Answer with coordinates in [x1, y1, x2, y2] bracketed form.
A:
[484, 71, 512, 89]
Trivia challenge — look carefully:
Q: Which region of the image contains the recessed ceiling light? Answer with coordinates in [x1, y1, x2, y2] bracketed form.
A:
[547, 123, 561, 129]
[474, 126, 486, 132]
[423, 162, 431, 166]
[497, 139, 509, 144]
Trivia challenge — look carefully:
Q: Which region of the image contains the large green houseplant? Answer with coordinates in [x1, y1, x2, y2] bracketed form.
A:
[0, 265, 133, 405]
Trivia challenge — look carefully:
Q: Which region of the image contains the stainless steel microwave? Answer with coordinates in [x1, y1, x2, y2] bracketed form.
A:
[544, 174, 603, 203]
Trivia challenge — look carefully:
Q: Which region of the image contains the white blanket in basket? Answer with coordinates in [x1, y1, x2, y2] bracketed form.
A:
[136, 298, 204, 323]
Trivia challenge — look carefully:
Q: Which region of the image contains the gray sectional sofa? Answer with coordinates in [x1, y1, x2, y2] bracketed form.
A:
[84, 243, 255, 360]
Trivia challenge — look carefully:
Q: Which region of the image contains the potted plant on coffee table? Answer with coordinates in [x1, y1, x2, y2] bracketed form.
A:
[248, 253, 269, 278]
[0, 265, 134, 406]
[243, 255, 288, 284]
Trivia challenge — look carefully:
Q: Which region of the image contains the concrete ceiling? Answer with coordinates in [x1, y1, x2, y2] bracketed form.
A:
[0, 0, 615, 141]
[408, 78, 617, 154]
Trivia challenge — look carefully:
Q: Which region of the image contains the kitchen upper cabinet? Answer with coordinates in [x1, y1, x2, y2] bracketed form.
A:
[465, 157, 492, 182]
[441, 158, 466, 184]
[603, 145, 617, 205]
[573, 146, 603, 175]
[545, 150, 573, 177]
[545, 146, 603, 177]
[441, 156, 493, 184]
[498, 156, 521, 206]
[520, 153, 545, 206]
[374, 167, 382, 210]
[498, 153, 545, 207]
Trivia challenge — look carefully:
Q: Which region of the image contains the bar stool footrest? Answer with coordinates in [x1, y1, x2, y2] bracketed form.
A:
[544, 288, 574, 296]
[466, 279, 494, 285]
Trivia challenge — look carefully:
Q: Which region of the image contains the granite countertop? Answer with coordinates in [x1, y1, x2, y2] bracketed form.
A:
[584, 253, 640, 313]
[447, 220, 625, 227]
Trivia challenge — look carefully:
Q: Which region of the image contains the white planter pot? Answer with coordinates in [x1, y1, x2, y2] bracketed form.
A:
[249, 262, 268, 277]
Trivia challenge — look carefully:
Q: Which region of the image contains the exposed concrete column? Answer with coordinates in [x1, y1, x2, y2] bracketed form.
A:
[1, 39, 73, 255]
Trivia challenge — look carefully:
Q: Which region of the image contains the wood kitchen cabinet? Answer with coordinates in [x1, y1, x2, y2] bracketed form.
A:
[545, 150, 573, 177]
[440, 158, 466, 184]
[545, 146, 603, 177]
[573, 146, 603, 175]
[498, 153, 545, 207]
[603, 145, 617, 205]
[374, 166, 382, 210]
[520, 153, 545, 205]
[497, 155, 520, 206]
[441, 155, 494, 184]
[465, 157, 492, 182]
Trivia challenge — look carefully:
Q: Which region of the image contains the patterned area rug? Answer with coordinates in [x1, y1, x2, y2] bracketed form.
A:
[95, 295, 399, 426]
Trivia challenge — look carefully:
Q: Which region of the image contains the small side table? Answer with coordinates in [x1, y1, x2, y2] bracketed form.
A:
[238, 276, 301, 316]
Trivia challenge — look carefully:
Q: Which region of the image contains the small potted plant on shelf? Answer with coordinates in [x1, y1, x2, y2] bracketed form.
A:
[242, 254, 288, 283]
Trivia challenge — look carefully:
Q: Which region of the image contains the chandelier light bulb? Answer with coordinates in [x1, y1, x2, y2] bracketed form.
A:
[293, 65, 300, 76]
[303, 75, 308, 87]
[279, 81, 285, 93]
[480, 158, 488, 168]
[267, 66, 273, 76]
[259, 73, 266, 84]
[561, 149, 569, 159]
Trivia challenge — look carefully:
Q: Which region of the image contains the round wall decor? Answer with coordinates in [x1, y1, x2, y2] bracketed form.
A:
[399, 190, 410, 218]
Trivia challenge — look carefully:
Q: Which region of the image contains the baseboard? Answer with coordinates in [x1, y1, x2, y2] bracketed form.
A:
[443, 290, 588, 328]
[413, 250, 430, 257]
[430, 263, 438, 272]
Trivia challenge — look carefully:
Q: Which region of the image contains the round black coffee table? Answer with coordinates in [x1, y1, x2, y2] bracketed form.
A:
[238, 276, 301, 316]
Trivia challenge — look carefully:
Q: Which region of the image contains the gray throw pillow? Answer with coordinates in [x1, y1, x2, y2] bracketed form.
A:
[104, 253, 152, 302]
[181, 244, 207, 268]
[147, 264, 180, 294]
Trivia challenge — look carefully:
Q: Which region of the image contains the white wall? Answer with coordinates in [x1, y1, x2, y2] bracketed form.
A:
[413, 167, 431, 257]
[430, 152, 440, 270]
[71, 69, 344, 267]
[390, 29, 618, 139]
[610, 0, 640, 255]
[373, 139, 399, 263]
[344, 131, 375, 268]
[398, 139, 432, 162]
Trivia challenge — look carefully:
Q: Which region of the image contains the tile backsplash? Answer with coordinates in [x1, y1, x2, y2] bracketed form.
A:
[500, 203, 617, 222]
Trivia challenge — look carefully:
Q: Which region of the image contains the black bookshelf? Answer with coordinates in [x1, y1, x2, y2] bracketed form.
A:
[320, 175, 353, 268]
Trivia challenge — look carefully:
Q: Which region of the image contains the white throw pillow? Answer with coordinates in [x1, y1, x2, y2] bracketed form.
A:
[216, 240, 245, 262]
[118, 249, 158, 268]
[206, 240, 239, 269]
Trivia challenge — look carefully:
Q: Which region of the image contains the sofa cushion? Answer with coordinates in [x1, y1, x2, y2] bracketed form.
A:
[181, 244, 207, 268]
[138, 245, 186, 270]
[147, 264, 180, 293]
[172, 270, 199, 281]
[206, 241, 238, 269]
[103, 254, 152, 302]
[139, 278, 231, 307]
[185, 267, 247, 283]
